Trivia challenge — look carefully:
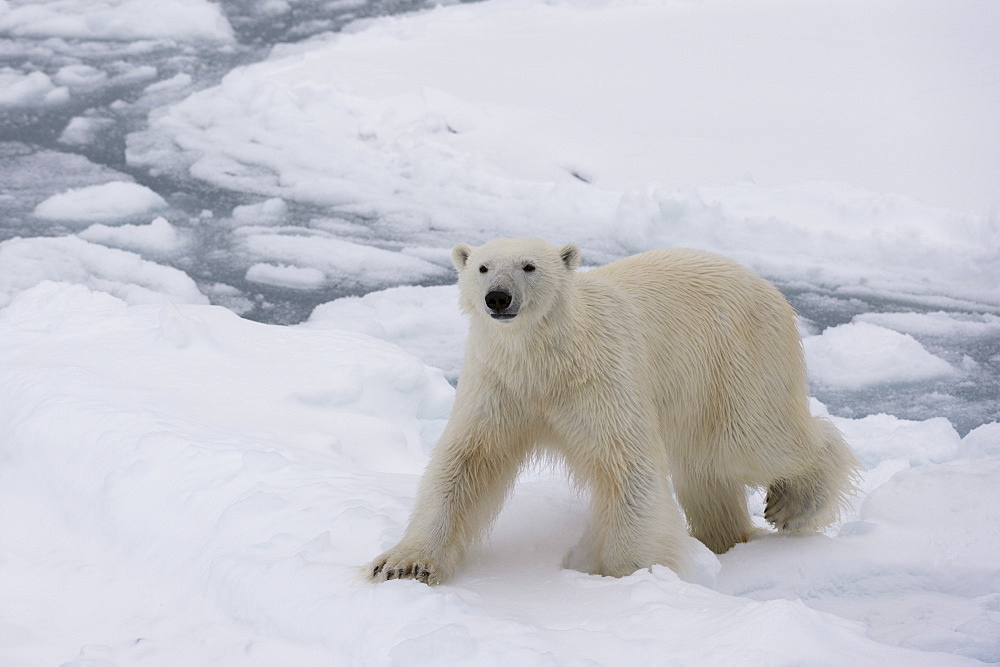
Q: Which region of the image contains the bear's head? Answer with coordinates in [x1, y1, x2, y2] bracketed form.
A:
[451, 237, 581, 326]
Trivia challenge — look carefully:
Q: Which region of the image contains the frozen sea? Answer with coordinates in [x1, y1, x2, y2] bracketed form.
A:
[1, 0, 999, 664]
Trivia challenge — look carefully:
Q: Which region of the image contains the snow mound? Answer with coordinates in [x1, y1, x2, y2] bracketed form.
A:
[718, 453, 1000, 661]
[0, 236, 207, 308]
[33, 181, 168, 224]
[0, 283, 456, 658]
[961, 422, 1000, 458]
[804, 322, 958, 390]
[305, 284, 465, 380]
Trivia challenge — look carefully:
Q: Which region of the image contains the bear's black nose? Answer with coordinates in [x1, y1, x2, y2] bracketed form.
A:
[485, 290, 512, 312]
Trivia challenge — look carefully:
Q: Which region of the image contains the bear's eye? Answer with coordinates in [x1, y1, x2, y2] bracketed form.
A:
[523, 263, 536, 273]
[479, 265, 488, 274]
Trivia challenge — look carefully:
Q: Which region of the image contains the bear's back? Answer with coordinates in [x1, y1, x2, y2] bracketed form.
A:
[585, 248, 794, 335]
[580, 247, 806, 444]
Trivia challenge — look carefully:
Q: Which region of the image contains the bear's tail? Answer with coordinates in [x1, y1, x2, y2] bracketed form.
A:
[764, 416, 861, 534]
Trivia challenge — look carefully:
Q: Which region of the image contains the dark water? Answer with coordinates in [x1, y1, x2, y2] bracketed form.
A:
[0, 0, 445, 321]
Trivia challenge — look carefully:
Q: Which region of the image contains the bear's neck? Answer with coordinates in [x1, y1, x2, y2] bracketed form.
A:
[470, 289, 587, 381]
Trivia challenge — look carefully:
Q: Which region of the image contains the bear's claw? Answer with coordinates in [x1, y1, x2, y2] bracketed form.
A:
[369, 554, 439, 585]
[765, 478, 825, 533]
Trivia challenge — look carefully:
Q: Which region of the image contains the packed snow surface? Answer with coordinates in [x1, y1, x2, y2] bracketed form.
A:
[2, 282, 998, 665]
[133, 0, 1000, 217]
[1, 0, 999, 663]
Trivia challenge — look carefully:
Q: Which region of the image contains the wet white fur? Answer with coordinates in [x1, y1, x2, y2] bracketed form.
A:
[370, 238, 859, 584]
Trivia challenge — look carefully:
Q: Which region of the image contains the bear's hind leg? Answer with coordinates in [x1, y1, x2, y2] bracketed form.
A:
[765, 417, 860, 534]
[674, 473, 754, 554]
[765, 477, 823, 532]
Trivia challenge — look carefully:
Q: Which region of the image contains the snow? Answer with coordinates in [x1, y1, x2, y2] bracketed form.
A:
[185, 0, 997, 217]
[3, 282, 996, 664]
[305, 284, 465, 380]
[2, 0, 1000, 663]
[0, 237, 207, 308]
[718, 454, 1000, 660]
[33, 181, 169, 224]
[963, 423, 1000, 458]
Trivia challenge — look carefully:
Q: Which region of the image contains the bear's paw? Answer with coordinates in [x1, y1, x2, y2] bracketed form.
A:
[370, 547, 442, 585]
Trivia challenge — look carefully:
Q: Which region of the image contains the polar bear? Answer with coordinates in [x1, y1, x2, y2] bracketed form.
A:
[370, 238, 859, 584]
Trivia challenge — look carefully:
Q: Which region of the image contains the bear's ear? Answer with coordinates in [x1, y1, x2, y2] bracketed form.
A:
[452, 243, 473, 271]
[559, 243, 581, 271]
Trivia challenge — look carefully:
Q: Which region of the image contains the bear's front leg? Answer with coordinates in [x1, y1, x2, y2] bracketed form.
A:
[573, 470, 690, 577]
[561, 425, 692, 578]
[369, 411, 528, 585]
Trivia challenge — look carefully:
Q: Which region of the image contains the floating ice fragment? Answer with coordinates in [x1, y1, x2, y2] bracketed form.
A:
[53, 65, 108, 90]
[803, 322, 957, 390]
[34, 181, 168, 224]
[0, 0, 236, 42]
[241, 233, 447, 290]
[59, 116, 115, 146]
[78, 217, 186, 256]
[855, 311, 1000, 339]
[831, 413, 961, 467]
[245, 263, 326, 290]
[231, 198, 289, 226]
[0, 69, 68, 107]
